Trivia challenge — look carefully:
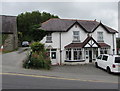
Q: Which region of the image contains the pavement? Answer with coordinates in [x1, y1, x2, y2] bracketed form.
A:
[1, 48, 120, 84]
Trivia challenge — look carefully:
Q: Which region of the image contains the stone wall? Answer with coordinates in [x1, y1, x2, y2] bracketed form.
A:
[1, 15, 18, 51]
[3, 34, 18, 51]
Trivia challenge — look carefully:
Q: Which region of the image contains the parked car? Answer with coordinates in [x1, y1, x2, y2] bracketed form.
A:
[95, 54, 120, 73]
[22, 41, 29, 47]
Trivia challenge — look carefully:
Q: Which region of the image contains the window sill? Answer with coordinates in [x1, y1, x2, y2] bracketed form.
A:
[46, 41, 52, 43]
[72, 40, 81, 43]
[65, 60, 85, 62]
[97, 40, 104, 42]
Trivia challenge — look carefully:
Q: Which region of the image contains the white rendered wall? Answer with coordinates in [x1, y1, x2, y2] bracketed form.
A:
[91, 25, 117, 54]
[40, 24, 117, 64]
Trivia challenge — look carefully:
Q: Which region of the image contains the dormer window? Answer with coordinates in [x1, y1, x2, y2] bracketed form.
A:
[46, 33, 52, 43]
[73, 31, 80, 42]
[97, 32, 104, 42]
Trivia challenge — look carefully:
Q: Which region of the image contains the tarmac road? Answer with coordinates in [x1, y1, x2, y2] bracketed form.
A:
[2, 74, 119, 89]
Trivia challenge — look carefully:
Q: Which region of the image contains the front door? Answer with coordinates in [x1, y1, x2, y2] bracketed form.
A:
[89, 50, 92, 62]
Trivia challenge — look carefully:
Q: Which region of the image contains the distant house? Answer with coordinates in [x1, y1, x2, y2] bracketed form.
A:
[40, 18, 118, 65]
[0, 15, 18, 51]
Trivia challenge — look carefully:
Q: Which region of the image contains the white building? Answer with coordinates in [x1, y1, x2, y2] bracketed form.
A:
[40, 18, 118, 65]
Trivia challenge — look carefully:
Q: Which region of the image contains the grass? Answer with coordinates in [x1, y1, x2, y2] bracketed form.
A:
[2, 48, 18, 54]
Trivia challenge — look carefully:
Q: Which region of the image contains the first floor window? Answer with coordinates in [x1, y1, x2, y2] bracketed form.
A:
[46, 33, 52, 43]
[97, 32, 104, 42]
[73, 31, 80, 41]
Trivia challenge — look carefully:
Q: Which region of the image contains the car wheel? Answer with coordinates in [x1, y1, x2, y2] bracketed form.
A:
[95, 62, 98, 68]
[107, 67, 111, 74]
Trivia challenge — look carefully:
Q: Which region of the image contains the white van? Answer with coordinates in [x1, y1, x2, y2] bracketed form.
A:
[95, 54, 120, 73]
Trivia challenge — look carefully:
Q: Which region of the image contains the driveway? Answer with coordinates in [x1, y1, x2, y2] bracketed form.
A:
[1, 48, 119, 84]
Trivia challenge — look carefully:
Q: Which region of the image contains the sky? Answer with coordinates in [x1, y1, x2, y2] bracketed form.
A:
[1, 1, 120, 36]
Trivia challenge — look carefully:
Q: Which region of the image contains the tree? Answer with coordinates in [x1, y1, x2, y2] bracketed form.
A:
[116, 38, 120, 48]
[17, 11, 59, 43]
[30, 24, 47, 42]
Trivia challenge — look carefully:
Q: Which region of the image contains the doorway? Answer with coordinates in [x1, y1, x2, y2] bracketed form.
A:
[89, 50, 92, 62]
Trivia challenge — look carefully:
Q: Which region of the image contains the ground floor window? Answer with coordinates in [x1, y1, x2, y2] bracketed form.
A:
[66, 48, 82, 61]
[73, 48, 82, 60]
[46, 49, 57, 59]
[66, 48, 71, 60]
[100, 48, 109, 54]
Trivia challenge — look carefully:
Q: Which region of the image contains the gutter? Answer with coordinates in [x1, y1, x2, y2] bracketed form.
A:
[59, 32, 62, 65]
[112, 34, 115, 55]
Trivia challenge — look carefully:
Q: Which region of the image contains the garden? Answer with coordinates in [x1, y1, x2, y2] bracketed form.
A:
[23, 42, 51, 70]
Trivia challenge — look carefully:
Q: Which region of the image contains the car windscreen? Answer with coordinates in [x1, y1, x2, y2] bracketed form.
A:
[102, 55, 108, 61]
[115, 57, 120, 63]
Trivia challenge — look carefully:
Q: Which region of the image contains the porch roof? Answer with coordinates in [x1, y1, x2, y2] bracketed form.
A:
[98, 43, 110, 48]
[64, 42, 110, 48]
[64, 43, 83, 48]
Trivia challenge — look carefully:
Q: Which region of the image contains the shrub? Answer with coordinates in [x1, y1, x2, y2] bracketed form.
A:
[23, 42, 51, 70]
[30, 42, 44, 52]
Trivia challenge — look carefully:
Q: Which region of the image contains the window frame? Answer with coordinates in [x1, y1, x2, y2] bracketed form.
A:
[46, 33, 52, 43]
[73, 48, 82, 60]
[66, 48, 71, 60]
[97, 32, 104, 42]
[73, 31, 80, 42]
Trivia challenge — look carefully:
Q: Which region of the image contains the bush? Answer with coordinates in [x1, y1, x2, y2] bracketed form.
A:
[23, 42, 51, 70]
[30, 42, 44, 52]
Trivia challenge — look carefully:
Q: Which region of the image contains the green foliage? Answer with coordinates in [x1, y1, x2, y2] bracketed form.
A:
[30, 42, 44, 52]
[0, 34, 8, 46]
[116, 38, 120, 48]
[30, 24, 46, 41]
[17, 11, 59, 42]
[23, 42, 51, 70]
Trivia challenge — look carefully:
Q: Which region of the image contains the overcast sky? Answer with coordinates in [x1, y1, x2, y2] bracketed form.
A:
[1, 1, 119, 32]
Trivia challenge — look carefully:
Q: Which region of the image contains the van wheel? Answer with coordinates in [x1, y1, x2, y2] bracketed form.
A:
[107, 67, 111, 74]
[95, 62, 98, 68]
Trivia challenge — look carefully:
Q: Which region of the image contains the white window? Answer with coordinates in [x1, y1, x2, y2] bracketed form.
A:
[100, 48, 109, 54]
[97, 32, 104, 42]
[46, 33, 52, 43]
[73, 48, 82, 60]
[46, 49, 56, 59]
[73, 31, 80, 41]
[66, 48, 71, 60]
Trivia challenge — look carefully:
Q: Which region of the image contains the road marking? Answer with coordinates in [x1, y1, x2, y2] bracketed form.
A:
[0, 72, 118, 84]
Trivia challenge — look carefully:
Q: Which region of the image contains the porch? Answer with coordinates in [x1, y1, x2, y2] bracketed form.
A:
[64, 36, 110, 64]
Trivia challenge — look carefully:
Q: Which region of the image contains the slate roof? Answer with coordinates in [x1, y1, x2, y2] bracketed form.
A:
[64, 43, 83, 48]
[40, 18, 117, 33]
[64, 36, 110, 48]
[0, 15, 17, 34]
[98, 43, 110, 48]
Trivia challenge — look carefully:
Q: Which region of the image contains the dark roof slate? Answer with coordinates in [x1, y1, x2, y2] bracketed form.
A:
[40, 18, 117, 33]
[64, 43, 83, 48]
[98, 43, 110, 48]
[0, 15, 17, 34]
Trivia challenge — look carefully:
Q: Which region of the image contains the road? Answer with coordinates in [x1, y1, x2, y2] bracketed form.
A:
[1, 74, 118, 89]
